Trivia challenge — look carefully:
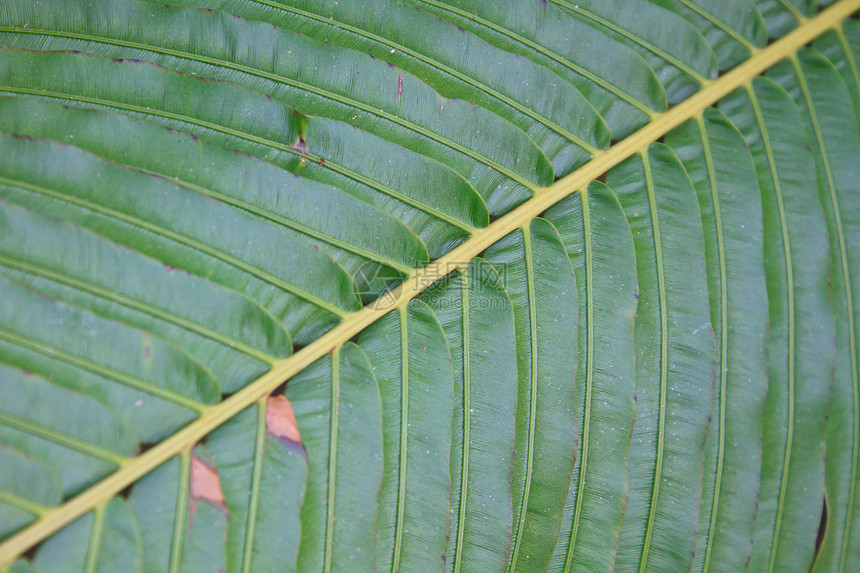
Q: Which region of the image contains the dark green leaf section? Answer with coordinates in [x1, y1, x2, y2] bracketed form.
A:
[770, 48, 860, 573]
[0, 274, 212, 446]
[407, 0, 667, 139]
[757, 0, 815, 39]
[287, 343, 384, 573]
[483, 219, 578, 572]
[0, 0, 550, 214]
[814, 21, 860, 132]
[0, 47, 485, 258]
[665, 108, 769, 572]
[611, 144, 716, 572]
[721, 74, 835, 573]
[0, 124, 359, 344]
[0, 96, 429, 277]
[543, 182, 638, 573]
[421, 259, 518, 573]
[650, 0, 767, 69]
[32, 499, 142, 573]
[0, 443, 60, 539]
[359, 302, 454, 573]
[0, 200, 290, 393]
[160, 0, 610, 178]
[552, 0, 716, 103]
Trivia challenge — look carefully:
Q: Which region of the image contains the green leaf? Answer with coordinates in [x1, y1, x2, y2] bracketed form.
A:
[611, 143, 716, 572]
[286, 343, 383, 572]
[421, 259, 518, 572]
[769, 47, 860, 573]
[358, 302, 454, 573]
[406, 0, 668, 138]
[551, 0, 717, 103]
[483, 218, 579, 572]
[665, 107, 770, 572]
[3, 2, 860, 572]
[543, 182, 638, 572]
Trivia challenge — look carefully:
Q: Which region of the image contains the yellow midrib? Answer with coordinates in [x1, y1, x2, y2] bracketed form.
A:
[1, 0, 858, 563]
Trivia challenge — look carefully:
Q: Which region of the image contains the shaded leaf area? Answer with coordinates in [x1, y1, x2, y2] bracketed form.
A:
[7, 397, 308, 573]
[3, 2, 860, 573]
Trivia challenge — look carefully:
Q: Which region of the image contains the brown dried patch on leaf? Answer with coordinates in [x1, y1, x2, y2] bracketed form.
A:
[190, 454, 226, 510]
[266, 395, 302, 445]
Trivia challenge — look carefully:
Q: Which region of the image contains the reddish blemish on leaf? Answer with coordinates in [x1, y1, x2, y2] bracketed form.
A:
[266, 395, 302, 444]
[288, 136, 309, 154]
[397, 73, 403, 100]
[190, 454, 226, 510]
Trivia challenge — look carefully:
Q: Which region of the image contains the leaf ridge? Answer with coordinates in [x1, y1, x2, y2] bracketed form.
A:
[168, 449, 191, 573]
[564, 186, 593, 573]
[791, 54, 860, 573]
[508, 224, 541, 571]
[391, 307, 410, 573]
[323, 347, 341, 573]
[239, 399, 268, 573]
[636, 150, 669, 573]
[696, 115, 730, 573]
[0, 82, 476, 234]
[0, 173, 348, 318]
[3, 4, 857, 561]
[0, 26, 540, 191]
[413, 0, 658, 116]
[452, 268, 471, 573]
[551, 0, 709, 84]
[82, 503, 104, 573]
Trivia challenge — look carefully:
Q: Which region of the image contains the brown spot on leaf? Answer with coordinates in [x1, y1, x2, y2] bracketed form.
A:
[266, 395, 302, 444]
[288, 136, 309, 154]
[190, 454, 226, 510]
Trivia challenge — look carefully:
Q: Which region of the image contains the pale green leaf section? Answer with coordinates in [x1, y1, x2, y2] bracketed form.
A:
[0, 44, 486, 260]
[0, 120, 359, 343]
[665, 107, 769, 573]
[611, 144, 716, 572]
[408, 0, 667, 138]
[552, 0, 716, 103]
[0, 0, 551, 214]
[483, 218, 579, 572]
[0, 200, 292, 393]
[421, 259, 518, 572]
[31, 499, 142, 573]
[164, 0, 610, 178]
[0, 96, 429, 277]
[544, 182, 638, 573]
[359, 302, 454, 573]
[287, 343, 384, 573]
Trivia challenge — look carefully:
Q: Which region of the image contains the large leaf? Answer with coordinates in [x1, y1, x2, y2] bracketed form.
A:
[2, 1, 860, 572]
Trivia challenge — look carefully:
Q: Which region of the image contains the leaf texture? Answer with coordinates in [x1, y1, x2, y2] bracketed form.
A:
[2, 1, 860, 572]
